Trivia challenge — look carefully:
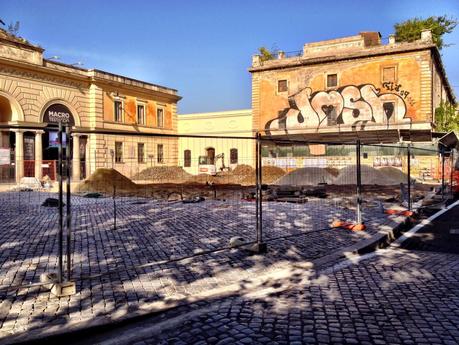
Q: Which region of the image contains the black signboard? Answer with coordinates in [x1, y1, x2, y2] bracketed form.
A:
[43, 103, 75, 126]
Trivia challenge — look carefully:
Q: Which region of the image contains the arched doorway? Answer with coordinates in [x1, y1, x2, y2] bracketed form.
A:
[0, 91, 24, 123]
[0, 95, 13, 123]
[206, 147, 215, 165]
[0, 93, 24, 182]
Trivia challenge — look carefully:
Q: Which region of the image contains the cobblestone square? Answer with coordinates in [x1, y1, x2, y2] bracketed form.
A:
[0, 190, 389, 342]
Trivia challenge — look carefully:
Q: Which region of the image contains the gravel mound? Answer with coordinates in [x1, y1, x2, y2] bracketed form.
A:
[132, 166, 191, 183]
[378, 167, 408, 184]
[76, 168, 138, 194]
[334, 165, 401, 185]
[275, 167, 335, 186]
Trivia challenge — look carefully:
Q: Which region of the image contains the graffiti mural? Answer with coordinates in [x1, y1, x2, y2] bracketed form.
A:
[265, 84, 411, 135]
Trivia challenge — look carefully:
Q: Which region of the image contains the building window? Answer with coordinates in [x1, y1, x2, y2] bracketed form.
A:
[382, 66, 396, 83]
[137, 104, 146, 125]
[326, 74, 338, 88]
[157, 144, 164, 163]
[230, 148, 238, 164]
[115, 142, 123, 163]
[277, 80, 288, 93]
[138, 143, 145, 163]
[184, 150, 191, 167]
[157, 108, 164, 128]
[114, 100, 123, 122]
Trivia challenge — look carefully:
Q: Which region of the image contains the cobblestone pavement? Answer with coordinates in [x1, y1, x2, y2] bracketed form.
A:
[92, 248, 459, 345]
[0, 191, 390, 343]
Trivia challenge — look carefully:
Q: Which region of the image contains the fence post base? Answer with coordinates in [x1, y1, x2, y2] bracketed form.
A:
[250, 242, 267, 254]
[51, 281, 77, 297]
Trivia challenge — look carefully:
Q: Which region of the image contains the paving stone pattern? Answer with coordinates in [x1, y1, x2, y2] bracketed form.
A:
[0, 191, 387, 341]
[131, 249, 459, 345]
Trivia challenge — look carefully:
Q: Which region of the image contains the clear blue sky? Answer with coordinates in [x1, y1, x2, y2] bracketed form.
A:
[1, 0, 459, 113]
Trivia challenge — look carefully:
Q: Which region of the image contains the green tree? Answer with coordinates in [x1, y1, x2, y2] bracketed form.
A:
[258, 47, 275, 62]
[394, 15, 457, 50]
[435, 101, 459, 133]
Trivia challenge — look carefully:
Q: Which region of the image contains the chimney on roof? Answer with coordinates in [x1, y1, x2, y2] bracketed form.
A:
[252, 54, 261, 67]
[388, 34, 396, 45]
[359, 32, 382, 47]
[421, 29, 433, 42]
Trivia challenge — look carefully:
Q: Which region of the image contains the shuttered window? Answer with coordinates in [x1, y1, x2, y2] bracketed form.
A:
[230, 148, 238, 164]
[184, 150, 191, 167]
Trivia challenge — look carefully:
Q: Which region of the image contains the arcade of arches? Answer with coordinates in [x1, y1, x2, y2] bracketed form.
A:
[0, 97, 87, 182]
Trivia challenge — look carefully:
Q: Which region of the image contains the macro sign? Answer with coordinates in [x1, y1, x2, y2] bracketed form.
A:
[43, 103, 75, 126]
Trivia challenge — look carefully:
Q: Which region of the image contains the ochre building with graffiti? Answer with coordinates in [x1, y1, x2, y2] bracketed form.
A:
[249, 30, 455, 144]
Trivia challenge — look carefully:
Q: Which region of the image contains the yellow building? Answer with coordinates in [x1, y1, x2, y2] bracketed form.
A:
[177, 109, 253, 174]
[0, 29, 181, 182]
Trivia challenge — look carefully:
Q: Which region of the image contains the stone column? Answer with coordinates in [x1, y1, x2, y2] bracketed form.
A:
[72, 134, 81, 181]
[13, 129, 24, 183]
[34, 130, 44, 180]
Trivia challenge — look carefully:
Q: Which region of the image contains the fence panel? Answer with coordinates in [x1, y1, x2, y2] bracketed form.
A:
[71, 133, 258, 282]
[0, 150, 62, 291]
[258, 138, 378, 261]
[410, 145, 450, 209]
[0, 126, 456, 294]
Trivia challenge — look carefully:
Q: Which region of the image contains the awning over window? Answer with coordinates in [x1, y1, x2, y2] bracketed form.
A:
[433, 131, 458, 150]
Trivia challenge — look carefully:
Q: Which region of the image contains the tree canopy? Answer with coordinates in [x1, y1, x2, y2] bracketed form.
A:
[258, 47, 275, 62]
[394, 15, 457, 50]
[435, 101, 459, 133]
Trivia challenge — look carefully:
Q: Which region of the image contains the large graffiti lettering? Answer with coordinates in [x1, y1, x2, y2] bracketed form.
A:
[265, 84, 411, 135]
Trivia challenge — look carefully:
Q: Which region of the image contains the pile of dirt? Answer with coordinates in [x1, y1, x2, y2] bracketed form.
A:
[275, 167, 335, 186]
[232, 164, 254, 176]
[132, 166, 191, 183]
[334, 165, 401, 185]
[187, 164, 255, 184]
[240, 166, 286, 185]
[76, 168, 139, 194]
[324, 167, 340, 177]
[378, 167, 409, 184]
[186, 164, 256, 185]
[184, 164, 285, 186]
[263, 166, 286, 184]
[228, 164, 256, 184]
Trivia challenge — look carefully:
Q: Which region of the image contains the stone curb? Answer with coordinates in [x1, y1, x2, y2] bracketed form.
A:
[2, 214, 410, 345]
[311, 214, 409, 269]
[391, 199, 459, 248]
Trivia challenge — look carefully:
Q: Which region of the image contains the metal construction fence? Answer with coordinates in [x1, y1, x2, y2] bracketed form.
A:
[0, 124, 456, 293]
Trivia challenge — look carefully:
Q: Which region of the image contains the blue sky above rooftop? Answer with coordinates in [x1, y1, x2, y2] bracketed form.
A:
[1, 0, 458, 113]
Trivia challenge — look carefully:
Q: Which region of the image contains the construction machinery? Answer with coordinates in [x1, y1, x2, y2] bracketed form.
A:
[198, 153, 230, 175]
